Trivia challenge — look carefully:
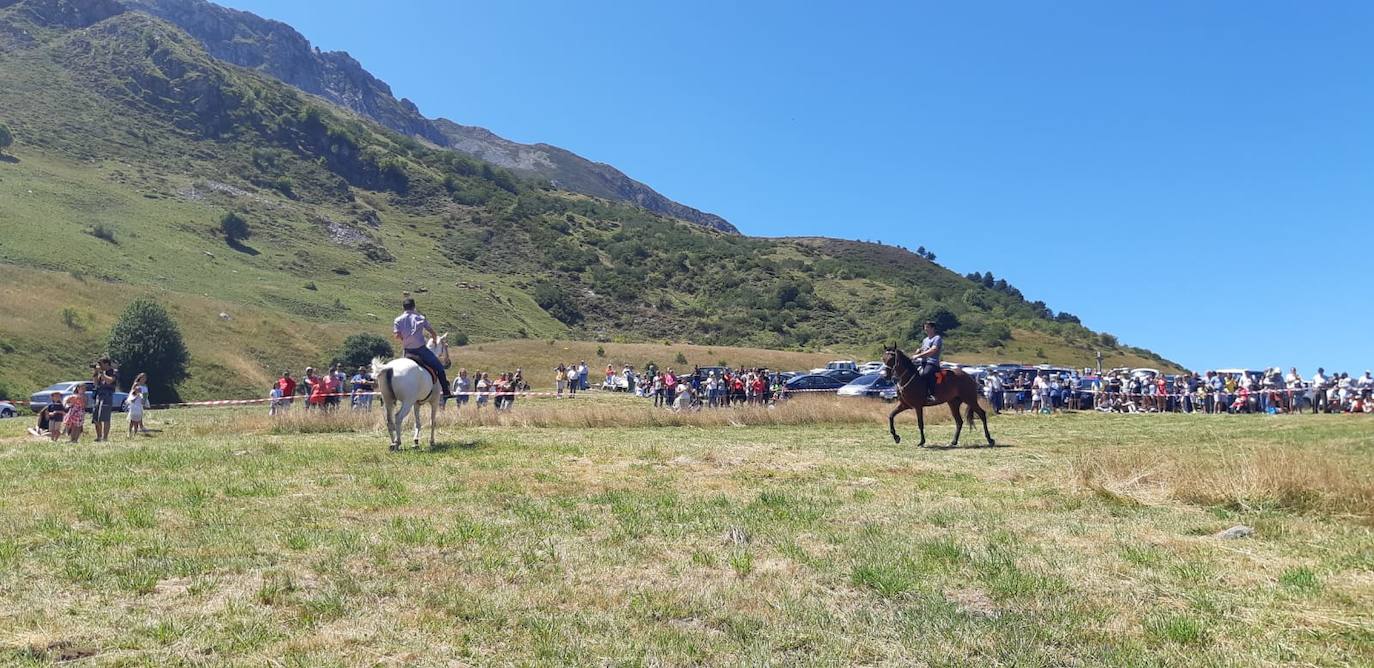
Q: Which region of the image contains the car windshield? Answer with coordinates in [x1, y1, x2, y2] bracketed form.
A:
[848, 373, 890, 387]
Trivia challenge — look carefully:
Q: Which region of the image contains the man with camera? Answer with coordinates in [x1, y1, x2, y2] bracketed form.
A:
[91, 357, 118, 442]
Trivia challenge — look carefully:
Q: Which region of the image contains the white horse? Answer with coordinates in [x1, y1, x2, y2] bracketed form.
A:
[372, 333, 450, 451]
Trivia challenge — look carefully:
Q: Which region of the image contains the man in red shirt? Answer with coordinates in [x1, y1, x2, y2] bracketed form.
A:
[275, 371, 296, 410]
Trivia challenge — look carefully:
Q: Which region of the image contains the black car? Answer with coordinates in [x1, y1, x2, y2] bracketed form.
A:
[821, 368, 863, 384]
[783, 374, 846, 393]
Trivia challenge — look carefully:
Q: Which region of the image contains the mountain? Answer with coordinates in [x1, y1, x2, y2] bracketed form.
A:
[0, 0, 1176, 400]
[118, 0, 738, 234]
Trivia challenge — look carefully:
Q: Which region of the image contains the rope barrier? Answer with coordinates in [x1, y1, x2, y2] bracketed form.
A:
[147, 387, 845, 410]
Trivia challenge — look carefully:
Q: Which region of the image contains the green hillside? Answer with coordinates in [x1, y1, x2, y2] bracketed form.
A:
[0, 0, 1177, 401]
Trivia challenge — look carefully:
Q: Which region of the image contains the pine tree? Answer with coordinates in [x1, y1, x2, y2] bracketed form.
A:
[106, 297, 191, 401]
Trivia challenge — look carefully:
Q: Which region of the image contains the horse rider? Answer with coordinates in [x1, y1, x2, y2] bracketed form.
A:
[911, 320, 943, 403]
[394, 297, 454, 399]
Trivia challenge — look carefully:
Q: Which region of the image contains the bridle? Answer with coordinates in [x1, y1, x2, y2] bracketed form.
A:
[881, 350, 921, 395]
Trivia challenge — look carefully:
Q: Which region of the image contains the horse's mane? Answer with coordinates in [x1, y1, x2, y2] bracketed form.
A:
[888, 347, 917, 375]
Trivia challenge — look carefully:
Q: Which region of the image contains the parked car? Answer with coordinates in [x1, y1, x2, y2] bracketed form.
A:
[689, 366, 732, 383]
[825, 360, 858, 372]
[837, 373, 897, 400]
[858, 361, 884, 375]
[0, 400, 16, 418]
[821, 368, 863, 384]
[28, 381, 130, 413]
[782, 374, 846, 393]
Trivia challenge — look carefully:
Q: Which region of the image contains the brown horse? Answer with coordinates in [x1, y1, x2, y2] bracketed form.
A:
[881, 346, 995, 447]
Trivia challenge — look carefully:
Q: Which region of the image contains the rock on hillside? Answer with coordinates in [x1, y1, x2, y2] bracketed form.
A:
[121, 0, 737, 233]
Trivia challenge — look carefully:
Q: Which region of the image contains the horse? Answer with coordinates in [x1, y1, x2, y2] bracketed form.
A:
[371, 333, 450, 451]
[880, 346, 995, 447]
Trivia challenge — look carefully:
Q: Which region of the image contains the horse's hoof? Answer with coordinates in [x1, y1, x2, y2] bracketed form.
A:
[988, 439, 997, 447]
[389, 445, 399, 452]
[916, 441, 926, 448]
[892, 434, 901, 444]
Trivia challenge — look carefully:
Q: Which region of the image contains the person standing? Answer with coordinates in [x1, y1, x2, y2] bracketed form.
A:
[555, 365, 568, 398]
[64, 394, 86, 443]
[393, 297, 454, 399]
[1311, 368, 1328, 413]
[275, 371, 296, 412]
[451, 369, 470, 407]
[90, 357, 118, 442]
[124, 385, 146, 436]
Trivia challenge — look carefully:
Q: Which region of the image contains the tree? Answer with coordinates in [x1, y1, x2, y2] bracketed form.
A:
[0, 122, 12, 155]
[910, 306, 960, 340]
[916, 245, 927, 257]
[220, 211, 250, 244]
[981, 272, 996, 289]
[106, 297, 190, 402]
[336, 333, 394, 369]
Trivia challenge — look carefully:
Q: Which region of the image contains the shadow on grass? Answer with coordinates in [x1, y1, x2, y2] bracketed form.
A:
[391, 439, 487, 454]
[0, 154, 18, 164]
[920, 440, 1010, 451]
[227, 239, 260, 256]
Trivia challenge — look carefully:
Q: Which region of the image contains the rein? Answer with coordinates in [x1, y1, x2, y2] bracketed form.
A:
[886, 350, 922, 396]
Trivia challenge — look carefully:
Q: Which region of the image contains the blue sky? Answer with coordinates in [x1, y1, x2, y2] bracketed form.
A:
[220, 0, 1373, 373]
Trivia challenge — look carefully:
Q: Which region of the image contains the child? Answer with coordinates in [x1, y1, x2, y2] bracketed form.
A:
[268, 384, 284, 416]
[125, 386, 146, 436]
[32, 392, 65, 440]
[63, 394, 85, 443]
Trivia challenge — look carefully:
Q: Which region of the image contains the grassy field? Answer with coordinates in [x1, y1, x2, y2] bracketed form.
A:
[0, 399, 1370, 666]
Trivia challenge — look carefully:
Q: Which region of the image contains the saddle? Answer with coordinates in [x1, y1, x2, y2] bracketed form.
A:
[404, 353, 441, 386]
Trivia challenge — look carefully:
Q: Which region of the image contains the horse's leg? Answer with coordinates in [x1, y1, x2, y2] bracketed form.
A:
[427, 393, 437, 448]
[948, 398, 964, 446]
[384, 398, 399, 450]
[915, 405, 926, 447]
[395, 402, 413, 449]
[412, 401, 422, 448]
[974, 400, 995, 446]
[888, 403, 909, 444]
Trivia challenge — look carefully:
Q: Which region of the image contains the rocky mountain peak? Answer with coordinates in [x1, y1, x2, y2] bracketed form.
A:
[119, 0, 738, 234]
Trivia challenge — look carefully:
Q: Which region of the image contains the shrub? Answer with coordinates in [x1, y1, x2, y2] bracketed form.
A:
[596, 345, 605, 358]
[336, 333, 393, 369]
[220, 211, 250, 243]
[0, 122, 12, 154]
[88, 223, 117, 243]
[106, 297, 190, 402]
[674, 352, 688, 365]
[532, 281, 582, 325]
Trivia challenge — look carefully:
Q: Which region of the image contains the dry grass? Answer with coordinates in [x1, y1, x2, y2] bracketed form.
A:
[0, 411, 1370, 665]
[1075, 443, 1374, 521]
[243, 394, 950, 433]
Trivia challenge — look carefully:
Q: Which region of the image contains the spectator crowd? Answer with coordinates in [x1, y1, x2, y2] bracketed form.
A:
[981, 367, 1374, 415]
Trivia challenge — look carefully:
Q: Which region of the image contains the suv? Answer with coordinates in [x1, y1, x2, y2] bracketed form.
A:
[825, 360, 858, 372]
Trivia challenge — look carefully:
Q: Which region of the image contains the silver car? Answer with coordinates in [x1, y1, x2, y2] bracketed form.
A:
[28, 381, 130, 413]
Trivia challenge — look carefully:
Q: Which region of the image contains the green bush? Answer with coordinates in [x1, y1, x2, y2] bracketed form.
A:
[532, 281, 582, 325]
[220, 211, 250, 243]
[336, 333, 393, 369]
[106, 297, 191, 402]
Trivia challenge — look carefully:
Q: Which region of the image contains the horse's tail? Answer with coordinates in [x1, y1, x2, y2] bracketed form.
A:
[372, 358, 396, 405]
